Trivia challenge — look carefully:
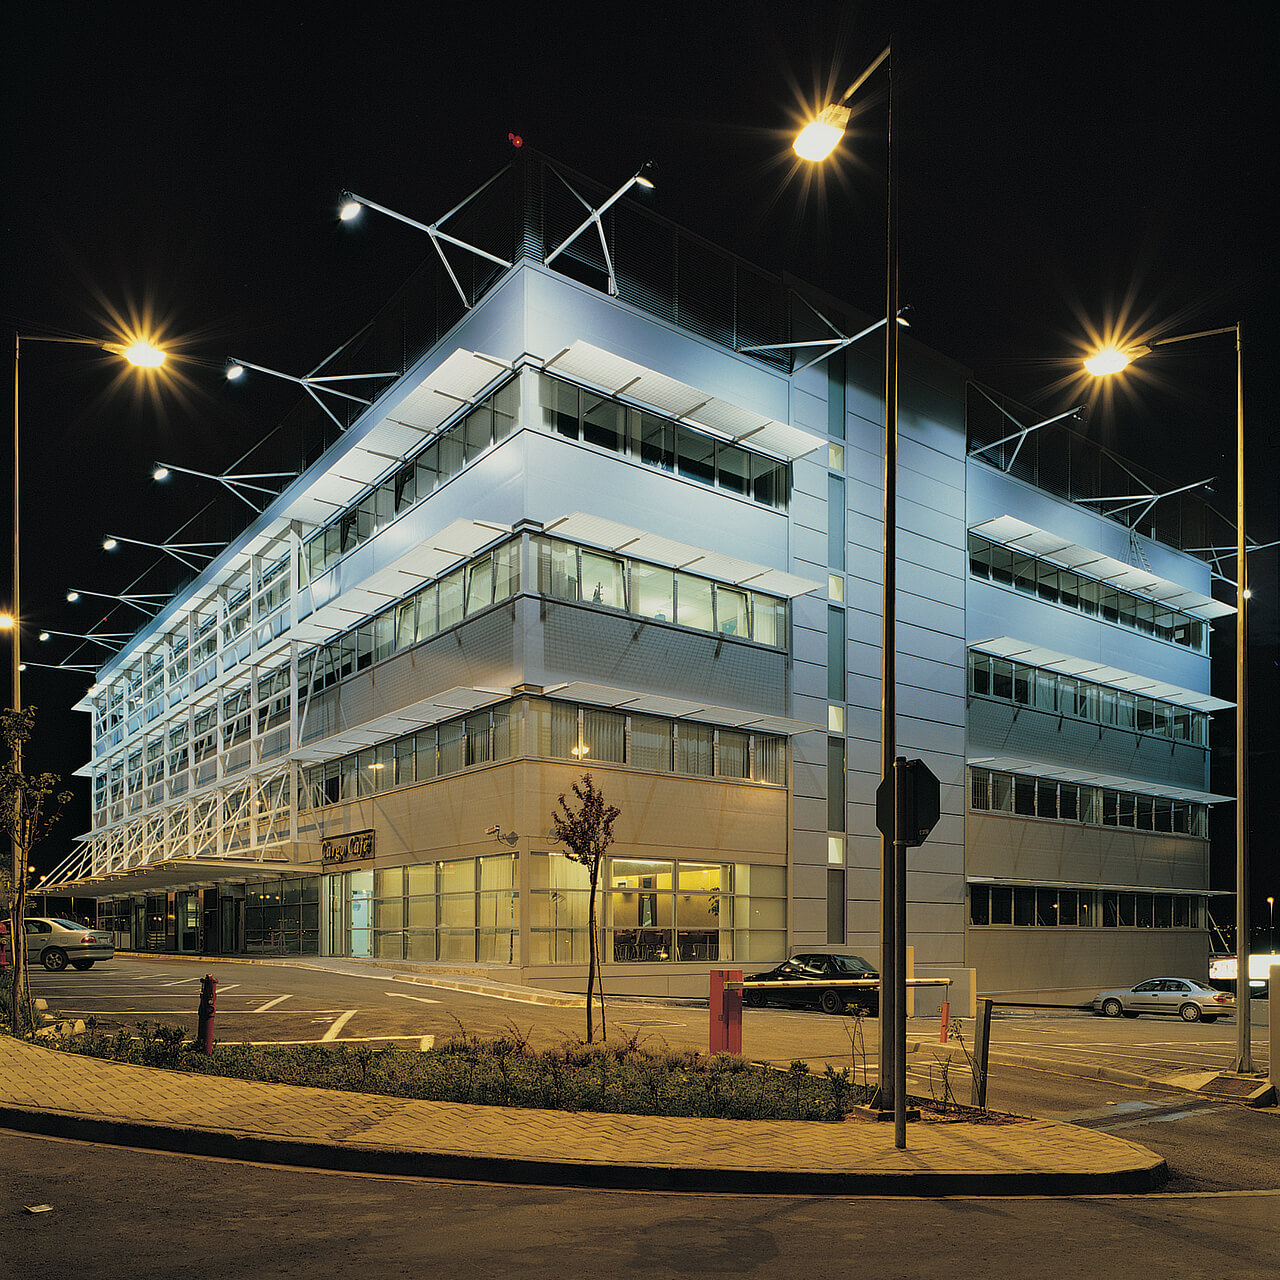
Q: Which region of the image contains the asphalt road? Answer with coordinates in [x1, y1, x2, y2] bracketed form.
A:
[4, 1129, 1277, 1280]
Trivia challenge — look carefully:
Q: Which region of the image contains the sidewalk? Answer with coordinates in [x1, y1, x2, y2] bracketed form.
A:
[0, 1033, 1167, 1196]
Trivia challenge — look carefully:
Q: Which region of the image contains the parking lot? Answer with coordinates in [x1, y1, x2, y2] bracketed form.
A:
[25, 954, 1270, 1087]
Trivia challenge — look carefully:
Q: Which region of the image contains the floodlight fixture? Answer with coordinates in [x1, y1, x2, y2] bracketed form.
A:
[337, 172, 515, 308]
[150, 460, 298, 512]
[224, 345, 397, 433]
[543, 164, 658, 297]
[102, 532, 222, 572]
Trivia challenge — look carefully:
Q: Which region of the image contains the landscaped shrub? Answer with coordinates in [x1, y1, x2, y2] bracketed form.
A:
[49, 1021, 874, 1122]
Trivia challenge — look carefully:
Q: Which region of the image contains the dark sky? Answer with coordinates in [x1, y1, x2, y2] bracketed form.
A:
[5, 2, 1277, 910]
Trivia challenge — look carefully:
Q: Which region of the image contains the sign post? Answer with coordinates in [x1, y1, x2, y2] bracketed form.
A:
[874, 757, 941, 1147]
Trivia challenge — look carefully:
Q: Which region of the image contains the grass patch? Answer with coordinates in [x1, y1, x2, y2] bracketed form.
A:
[47, 1020, 873, 1122]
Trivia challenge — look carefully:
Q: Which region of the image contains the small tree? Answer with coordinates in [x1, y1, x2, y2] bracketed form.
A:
[2, 707, 74, 1034]
[550, 773, 620, 1044]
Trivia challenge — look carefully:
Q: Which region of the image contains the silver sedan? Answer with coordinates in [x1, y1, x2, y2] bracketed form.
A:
[1092, 977, 1233, 1023]
[23, 918, 115, 971]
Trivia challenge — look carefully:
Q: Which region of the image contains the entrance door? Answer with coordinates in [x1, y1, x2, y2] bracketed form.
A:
[348, 870, 372, 958]
[220, 898, 242, 953]
[177, 891, 200, 953]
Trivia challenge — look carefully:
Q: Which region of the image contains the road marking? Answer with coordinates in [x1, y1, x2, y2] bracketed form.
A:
[386, 992, 441, 1005]
[321, 1010, 358, 1041]
[161, 977, 203, 987]
[254, 995, 293, 1012]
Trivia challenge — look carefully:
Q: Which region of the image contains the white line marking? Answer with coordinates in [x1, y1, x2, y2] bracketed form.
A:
[420, 1035, 435, 1051]
[386, 992, 441, 1005]
[321, 1010, 358, 1041]
[161, 977, 203, 987]
[254, 995, 293, 1012]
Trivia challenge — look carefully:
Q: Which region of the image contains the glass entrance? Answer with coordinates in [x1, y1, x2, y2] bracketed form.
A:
[328, 870, 373, 957]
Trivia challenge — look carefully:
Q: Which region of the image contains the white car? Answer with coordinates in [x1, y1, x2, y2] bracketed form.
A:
[23, 918, 115, 971]
[1091, 977, 1233, 1023]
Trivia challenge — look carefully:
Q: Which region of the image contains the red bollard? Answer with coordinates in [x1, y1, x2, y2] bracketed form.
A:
[939, 1000, 950, 1044]
[197, 974, 217, 1054]
[709, 968, 743, 1054]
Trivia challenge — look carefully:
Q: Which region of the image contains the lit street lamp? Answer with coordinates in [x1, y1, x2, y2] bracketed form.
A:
[1085, 322, 1252, 1073]
[793, 40, 911, 1146]
[6, 330, 165, 1030]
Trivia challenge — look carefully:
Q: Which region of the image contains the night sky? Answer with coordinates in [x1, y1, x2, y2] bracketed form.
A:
[4, 3, 1276, 921]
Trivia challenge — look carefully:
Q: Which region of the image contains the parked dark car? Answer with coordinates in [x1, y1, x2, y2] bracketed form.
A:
[744, 952, 879, 1015]
[23, 918, 114, 971]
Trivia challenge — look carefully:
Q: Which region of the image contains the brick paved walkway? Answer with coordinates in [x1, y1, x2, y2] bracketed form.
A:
[0, 1034, 1166, 1194]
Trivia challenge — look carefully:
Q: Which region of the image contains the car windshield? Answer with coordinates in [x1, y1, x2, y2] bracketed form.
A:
[829, 955, 874, 974]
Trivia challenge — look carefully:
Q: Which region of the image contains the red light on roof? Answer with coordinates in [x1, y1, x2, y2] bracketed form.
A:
[508, 133, 524, 148]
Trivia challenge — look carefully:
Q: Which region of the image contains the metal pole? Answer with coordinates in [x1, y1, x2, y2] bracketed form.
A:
[8, 333, 24, 1031]
[876, 42, 902, 1132]
[1233, 322, 1252, 1073]
[893, 758, 908, 1148]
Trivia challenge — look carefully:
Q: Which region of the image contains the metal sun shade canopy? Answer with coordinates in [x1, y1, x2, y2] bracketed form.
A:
[970, 515, 1234, 620]
[543, 340, 824, 461]
[970, 635, 1234, 714]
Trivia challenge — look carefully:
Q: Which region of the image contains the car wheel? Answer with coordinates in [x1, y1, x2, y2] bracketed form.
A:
[42, 948, 69, 972]
[743, 989, 764, 1008]
[70, 959, 94, 971]
[1179, 1003, 1202, 1022]
[819, 989, 844, 1015]
[1101, 998, 1123, 1018]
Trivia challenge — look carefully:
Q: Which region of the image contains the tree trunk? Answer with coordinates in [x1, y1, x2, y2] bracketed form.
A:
[9, 877, 29, 1035]
[585, 860, 598, 1043]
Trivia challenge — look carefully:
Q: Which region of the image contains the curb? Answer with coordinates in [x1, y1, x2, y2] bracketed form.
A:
[0, 1103, 1168, 1197]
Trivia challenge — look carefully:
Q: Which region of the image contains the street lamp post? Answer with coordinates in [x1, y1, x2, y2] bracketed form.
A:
[1086, 322, 1251, 1073]
[6, 331, 165, 1030]
[793, 41, 909, 1146]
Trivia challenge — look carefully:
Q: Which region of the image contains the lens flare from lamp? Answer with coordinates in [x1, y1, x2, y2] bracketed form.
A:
[794, 103, 852, 161]
[153, 466, 170, 481]
[226, 361, 245, 381]
[339, 196, 362, 221]
[1084, 348, 1132, 376]
[122, 340, 166, 367]
[103, 538, 118, 550]
[0, 614, 14, 630]
[66, 591, 80, 603]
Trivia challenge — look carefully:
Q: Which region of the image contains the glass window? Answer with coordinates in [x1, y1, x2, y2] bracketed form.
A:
[438, 722, 465, 774]
[677, 724, 714, 776]
[466, 557, 494, 614]
[752, 596, 785, 648]
[581, 550, 626, 608]
[492, 379, 519, 442]
[581, 393, 623, 451]
[754, 735, 785, 785]
[676, 426, 716, 486]
[632, 409, 674, 471]
[438, 568, 465, 630]
[630, 715, 672, 772]
[717, 586, 749, 637]
[718, 730, 749, 779]
[494, 540, 520, 601]
[540, 376, 579, 438]
[677, 574, 715, 632]
[752, 454, 788, 508]
[718, 444, 751, 496]
[582, 708, 625, 764]
[632, 561, 673, 621]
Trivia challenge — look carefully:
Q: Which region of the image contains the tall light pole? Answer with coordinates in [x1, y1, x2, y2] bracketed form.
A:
[1086, 322, 1251, 1073]
[794, 41, 909, 1145]
[6, 331, 165, 1030]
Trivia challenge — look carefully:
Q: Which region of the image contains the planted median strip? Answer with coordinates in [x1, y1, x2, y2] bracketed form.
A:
[37, 1020, 1014, 1124]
